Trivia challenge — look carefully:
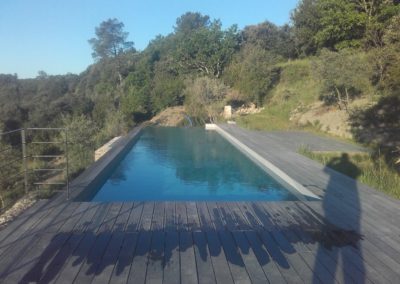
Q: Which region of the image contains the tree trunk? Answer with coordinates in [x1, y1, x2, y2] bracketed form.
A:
[334, 86, 343, 110]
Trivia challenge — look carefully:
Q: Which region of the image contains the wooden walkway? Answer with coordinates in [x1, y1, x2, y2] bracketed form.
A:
[0, 125, 399, 283]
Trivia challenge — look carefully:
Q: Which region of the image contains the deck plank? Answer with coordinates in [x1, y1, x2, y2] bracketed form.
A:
[0, 199, 48, 245]
[193, 231, 216, 284]
[163, 231, 180, 284]
[52, 203, 111, 284]
[72, 203, 123, 284]
[218, 230, 251, 284]
[232, 231, 269, 284]
[146, 230, 165, 284]
[39, 202, 102, 283]
[259, 230, 305, 283]
[176, 202, 188, 231]
[108, 232, 139, 284]
[152, 202, 165, 232]
[196, 202, 214, 231]
[1, 202, 81, 283]
[164, 202, 175, 232]
[127, 231, 153, 284]
[244, 230, 286, 284]
[205, 230, 234, 284]
[91, 202, 133, 284]
[126, 202, 144, 232]
[140, 202, 155, 231]
[0, 200, 72, 281]
[186, 202, 201, 231]
[206, 202, 225, 230]
[179, 231, 198, 284]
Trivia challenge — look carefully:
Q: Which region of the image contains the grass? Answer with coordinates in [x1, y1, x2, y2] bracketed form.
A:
[298, 146, 400, 199]
[237, 58, 321, 131]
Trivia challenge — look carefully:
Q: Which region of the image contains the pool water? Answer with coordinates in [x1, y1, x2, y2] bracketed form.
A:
[87, 127, 298, 201]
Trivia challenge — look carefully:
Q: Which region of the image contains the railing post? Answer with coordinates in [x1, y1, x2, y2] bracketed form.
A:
[65, 128, 70, 200]
[21, 128, 29, 194]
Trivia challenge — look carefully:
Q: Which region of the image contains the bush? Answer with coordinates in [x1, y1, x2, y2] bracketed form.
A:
[61, 115, 98, 175]
[184, 77, 228, 123]
[223, 45, 281, 105]
[313, 49, 373, 110]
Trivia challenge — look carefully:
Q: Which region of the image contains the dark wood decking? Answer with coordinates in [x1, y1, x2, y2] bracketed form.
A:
[0, 125, 399, 284]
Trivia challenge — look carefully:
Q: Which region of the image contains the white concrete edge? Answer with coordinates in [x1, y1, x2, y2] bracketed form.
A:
[207, 124, 320, 200]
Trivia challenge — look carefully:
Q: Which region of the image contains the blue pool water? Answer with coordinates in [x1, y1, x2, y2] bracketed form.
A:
[87, 127, 298, 201]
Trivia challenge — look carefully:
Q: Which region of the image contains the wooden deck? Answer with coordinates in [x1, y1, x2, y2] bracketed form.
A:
[0, 125, 399, 283]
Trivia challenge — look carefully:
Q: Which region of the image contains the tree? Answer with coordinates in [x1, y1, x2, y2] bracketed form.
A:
[174, 12, 210, 35]
[89, 18, 134, 60]
[314, 0, 366, 49]
[242, 21, 296, 58]
[292, 0, 400, 53]
[184, 77, 228, 123]
[224, 45, 282, 105]
[351, 0, 400, 47]
[61, 115, 98, 175]
[174, 17, 240, 78]
[370, 14, 400, 91]
[291, 0, 321, 55]
[314, 49, 372, 111]
[151, 59, 185, 113]
[89, 18, 135, 83]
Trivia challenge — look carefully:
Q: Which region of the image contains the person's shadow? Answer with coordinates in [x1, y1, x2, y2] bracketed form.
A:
[313, 153, 364, 283]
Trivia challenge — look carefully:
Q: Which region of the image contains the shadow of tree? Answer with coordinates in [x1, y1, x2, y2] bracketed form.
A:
[3, 194, 366, 283]
[350, 94, 400, 170]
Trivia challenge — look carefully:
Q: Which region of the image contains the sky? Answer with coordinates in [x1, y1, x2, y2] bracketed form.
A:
[0, 0, 299, 79]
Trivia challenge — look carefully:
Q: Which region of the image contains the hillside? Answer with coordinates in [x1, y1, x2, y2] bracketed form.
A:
[1, 2, 400, 212]
[237, 58, 371, 139]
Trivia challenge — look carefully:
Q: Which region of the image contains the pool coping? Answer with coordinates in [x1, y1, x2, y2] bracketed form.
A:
[207, 124, 320, 201]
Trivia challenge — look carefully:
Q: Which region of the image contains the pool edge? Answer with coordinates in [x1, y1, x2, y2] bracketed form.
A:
[52, 125, 144, 202]
[209, 124, 321, 201]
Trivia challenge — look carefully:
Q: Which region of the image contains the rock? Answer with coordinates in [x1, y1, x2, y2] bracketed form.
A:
[0, 193, 36, 229]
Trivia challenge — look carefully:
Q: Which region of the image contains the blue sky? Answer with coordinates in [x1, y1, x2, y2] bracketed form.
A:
[0, 0, 299, 78]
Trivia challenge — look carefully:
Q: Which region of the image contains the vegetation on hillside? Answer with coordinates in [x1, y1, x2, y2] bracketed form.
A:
[299, 147, 400, 199]
[1, 1, 400, 208]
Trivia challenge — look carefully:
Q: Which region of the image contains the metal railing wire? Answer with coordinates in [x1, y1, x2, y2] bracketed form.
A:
[0, 128, 70, 212]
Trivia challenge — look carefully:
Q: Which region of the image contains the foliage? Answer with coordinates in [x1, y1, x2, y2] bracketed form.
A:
[0, 139, 24, 211]
[292, 0, 400, 54]
[224, 45, 281, 105]
[184, 77, 228, 123]
[370, 14, 400, 91]
[174, 12, 211, 34]
[314, 0, 366, 49]
[60, 115, 98, 175]
[174, 18, 240, 78]
[313, 49, 372, 109]
[237, 59, 322, 131]
[151, 71, 185, 113]
[350, 95, 400, 169]
[299, 147, 400, 199]
[291, 0, 322, 55]
[88, 18, 134, 60]
[242, 21, 296, 58]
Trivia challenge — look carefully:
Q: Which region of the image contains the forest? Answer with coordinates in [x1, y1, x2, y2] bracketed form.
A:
[1, 0, 399, 209]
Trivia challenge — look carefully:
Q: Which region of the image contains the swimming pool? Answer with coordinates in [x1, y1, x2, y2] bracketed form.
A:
[80, 127, 300, 201]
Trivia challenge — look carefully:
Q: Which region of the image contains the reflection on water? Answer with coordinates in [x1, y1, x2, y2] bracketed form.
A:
[92, 127, 298, 201]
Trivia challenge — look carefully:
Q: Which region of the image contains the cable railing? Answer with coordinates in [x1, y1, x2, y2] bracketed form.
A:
[0, 128, 70, 211]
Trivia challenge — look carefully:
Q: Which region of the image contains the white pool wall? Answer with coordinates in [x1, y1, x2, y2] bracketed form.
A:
[207, 124, 320, 200]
